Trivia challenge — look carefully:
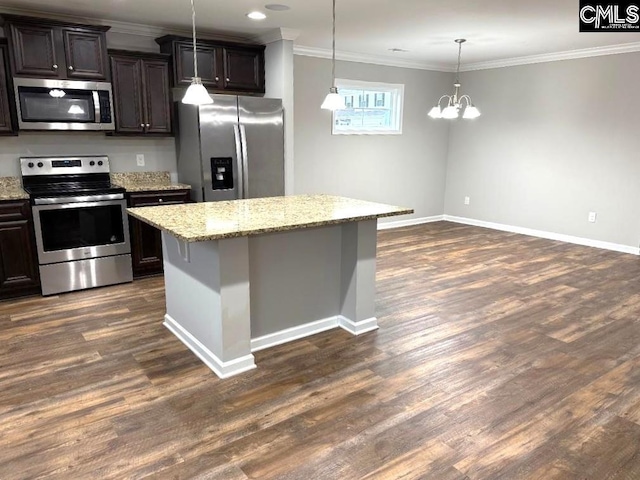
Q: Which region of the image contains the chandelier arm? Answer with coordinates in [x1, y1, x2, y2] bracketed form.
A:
[458, 95, 472, 107]
[437, 95, 452, 107]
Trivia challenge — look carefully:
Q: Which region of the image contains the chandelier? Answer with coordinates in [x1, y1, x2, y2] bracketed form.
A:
[429, 39, 480, 120]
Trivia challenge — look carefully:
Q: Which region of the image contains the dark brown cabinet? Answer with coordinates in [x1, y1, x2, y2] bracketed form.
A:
[1, 15, 110, 80]
[63, 30, 108, 80]
[109, 50, 172, 135]
[0, 200, 40, 299]
[175, 42, 222, 89]
[128, 190, 190, 277]
[156, 36, 265, 94]
[0, 41, 17, 134]
[222, 47, 264, 92]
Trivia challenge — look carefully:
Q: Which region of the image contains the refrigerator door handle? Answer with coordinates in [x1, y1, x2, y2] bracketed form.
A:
[233, 124, 245, 200]
[239, 124, 249, 200]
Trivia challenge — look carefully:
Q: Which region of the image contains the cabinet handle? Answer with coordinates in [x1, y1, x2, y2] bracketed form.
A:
[158, 198, 164, 203]
[146, 123, 150, 127]
[215, 76, 219, 81]
[140, 124, 145, 128]
[52, 64, 58, 69]
[68, 65, 74, 71]
[226, 77, 230, 82]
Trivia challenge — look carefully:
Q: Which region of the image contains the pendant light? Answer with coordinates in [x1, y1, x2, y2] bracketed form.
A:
[428, 39, 480, 120]
[182, 0, 213, 105]
[321, 0, 345, 111]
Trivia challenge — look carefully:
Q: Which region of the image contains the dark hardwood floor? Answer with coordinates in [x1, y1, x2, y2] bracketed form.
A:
[2, 221, 640, 479]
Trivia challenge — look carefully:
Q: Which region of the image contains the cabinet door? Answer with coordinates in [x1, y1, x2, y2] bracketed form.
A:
[63, 29, 108, 80]
[175, 42, 221, 88]
[8, 24, 60, 77]
[110, 56, 145, 133]
[130, 218, 163, 277]
[129, 190, 190, 278]
[222, 47, 264, 92]
[141, 60, 172, 134]
[0, 46, 14, 133]
[0, 218, 40, 299]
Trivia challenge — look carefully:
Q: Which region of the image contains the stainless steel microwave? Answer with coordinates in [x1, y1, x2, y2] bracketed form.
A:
[13, 78, 115, 131]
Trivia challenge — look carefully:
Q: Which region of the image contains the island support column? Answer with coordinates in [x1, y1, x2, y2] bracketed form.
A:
[161, 232, 256, 378]
[338, 219, 379, 334]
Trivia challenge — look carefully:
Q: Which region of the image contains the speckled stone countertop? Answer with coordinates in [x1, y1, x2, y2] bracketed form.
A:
[128, 194, 413, 242]
[111, 172, 191, 192]
[0, 177, 29, 201]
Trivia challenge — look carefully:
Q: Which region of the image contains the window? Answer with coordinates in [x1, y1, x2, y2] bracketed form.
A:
[333, 79, 404, 135]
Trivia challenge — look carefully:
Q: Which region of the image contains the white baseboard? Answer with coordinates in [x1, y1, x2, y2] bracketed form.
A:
[250, 316, 339, 352]
[250, 315, 379, 352]
[164, 314, 256, 379]
[377, 215, 444, 230]
[337, 315, 379, 335]
[443, 215, 640, 256]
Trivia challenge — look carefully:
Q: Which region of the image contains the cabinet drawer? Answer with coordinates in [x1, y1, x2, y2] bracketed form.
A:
[128, 190, 190, 207]
[0, 200, 30, 221]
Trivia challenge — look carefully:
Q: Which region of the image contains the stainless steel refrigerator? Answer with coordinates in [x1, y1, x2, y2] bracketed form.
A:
[176, 94, 285, 202]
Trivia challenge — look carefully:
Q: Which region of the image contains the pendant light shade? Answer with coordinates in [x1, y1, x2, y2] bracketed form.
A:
[321, 0, 344, 111]
[182, 0, 213, 106]
[429, 39, 480, 120]
[321, 87, 346, 111]
[183, 78, 213, 105]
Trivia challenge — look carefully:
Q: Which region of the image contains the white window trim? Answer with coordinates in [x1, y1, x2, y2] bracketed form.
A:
[332, 78, 405, 136]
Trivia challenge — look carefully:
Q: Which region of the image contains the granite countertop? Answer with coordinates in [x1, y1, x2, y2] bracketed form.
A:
[0, 177, 29, 201]
[111, 172, 191, 192]
[128, 194, 413, 243]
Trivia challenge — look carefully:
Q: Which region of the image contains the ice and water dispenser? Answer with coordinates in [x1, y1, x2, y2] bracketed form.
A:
[211, 157, 234, 190]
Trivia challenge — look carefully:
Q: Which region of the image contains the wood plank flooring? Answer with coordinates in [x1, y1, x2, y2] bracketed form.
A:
[2, 221, 640, 479]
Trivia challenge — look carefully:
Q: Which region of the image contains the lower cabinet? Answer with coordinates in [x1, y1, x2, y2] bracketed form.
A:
[128, 190, 190, 278]
[0, 200, 40, 299]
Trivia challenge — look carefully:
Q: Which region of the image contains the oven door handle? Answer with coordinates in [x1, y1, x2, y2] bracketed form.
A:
[34, 193, 125, 205]
[33, 199, 126, 211]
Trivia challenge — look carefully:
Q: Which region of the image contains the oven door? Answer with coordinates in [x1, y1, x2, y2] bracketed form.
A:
[32, 198, 131, 265]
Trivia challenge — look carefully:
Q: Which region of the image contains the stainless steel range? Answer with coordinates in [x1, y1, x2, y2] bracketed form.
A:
[21, 156, 132, 296]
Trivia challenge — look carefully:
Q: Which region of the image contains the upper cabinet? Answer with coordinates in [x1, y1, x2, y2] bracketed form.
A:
[156, 36, 265, 95]
[1, 15, 110, 81]
[109, 50, 172, 135]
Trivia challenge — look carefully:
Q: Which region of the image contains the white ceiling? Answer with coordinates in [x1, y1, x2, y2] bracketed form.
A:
[2, 0, 640, 69]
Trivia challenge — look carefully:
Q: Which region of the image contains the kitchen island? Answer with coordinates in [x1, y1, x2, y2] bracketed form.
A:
[128, 194, 412, 378]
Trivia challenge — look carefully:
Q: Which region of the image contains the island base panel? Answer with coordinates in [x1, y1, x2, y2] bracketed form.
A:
[160, 219, 378, 378]
[162, 232, 256, 378]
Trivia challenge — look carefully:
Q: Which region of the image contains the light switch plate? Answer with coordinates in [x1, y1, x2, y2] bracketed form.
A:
[136, 154, 145, 167]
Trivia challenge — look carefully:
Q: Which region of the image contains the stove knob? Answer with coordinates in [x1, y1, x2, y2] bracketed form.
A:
[37, 162, 44, 168]
[27, 162, 34, 168]
[97, 160, 104, 166]
[90, 161, 95, 166]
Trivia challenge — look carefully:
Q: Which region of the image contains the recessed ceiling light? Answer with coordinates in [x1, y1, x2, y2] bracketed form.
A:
[265, 4, 290, 11]
[247, 11, 267, 20]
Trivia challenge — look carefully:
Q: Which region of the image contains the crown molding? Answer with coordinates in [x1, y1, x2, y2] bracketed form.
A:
[461, 41, 640, 71]
[253, 28, 301, 45]
[0, 5, 252, 43]
[293, 46, 453, 72]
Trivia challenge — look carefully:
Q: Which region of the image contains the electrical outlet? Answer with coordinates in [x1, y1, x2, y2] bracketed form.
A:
[136, 154, 145, 167]
[464, 196, 470, 205]
[588, 211, 597, 223]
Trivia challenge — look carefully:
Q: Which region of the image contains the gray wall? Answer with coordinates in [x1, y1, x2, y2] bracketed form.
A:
[294, 55, 452, 223]
[0, 133, 176, 177]
[444, 52, 640, 248]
